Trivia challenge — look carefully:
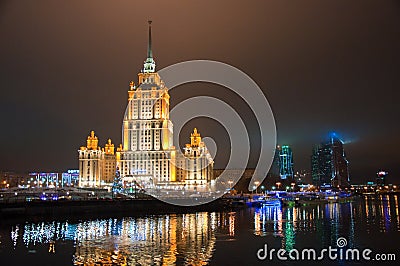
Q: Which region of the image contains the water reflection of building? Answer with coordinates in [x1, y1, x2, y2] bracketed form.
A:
[254, 195, 400, 250]
[73, 215, 217, 265]
[16, 212, 224, 265]
[5, 198, 400, 263]
[253, 202, 360, 249]
[362, 194, 399, 233]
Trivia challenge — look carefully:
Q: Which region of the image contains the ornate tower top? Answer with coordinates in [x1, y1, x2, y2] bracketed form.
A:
[86, 130, 99, 150]
[143, 20, 156, 73]
[105, 138, 115, 155]
[190, 128, 202, 147]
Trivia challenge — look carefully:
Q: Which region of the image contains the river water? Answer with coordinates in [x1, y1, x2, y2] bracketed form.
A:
[0, 195, 399, 265]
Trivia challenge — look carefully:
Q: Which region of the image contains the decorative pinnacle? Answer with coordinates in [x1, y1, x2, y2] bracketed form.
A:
[143, 20, 156, 73]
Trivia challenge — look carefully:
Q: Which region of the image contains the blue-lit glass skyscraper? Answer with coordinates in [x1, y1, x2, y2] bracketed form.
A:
[311, 135, 350, 187]
[279, 145, 294, 180]
[269, 146, 281, 178]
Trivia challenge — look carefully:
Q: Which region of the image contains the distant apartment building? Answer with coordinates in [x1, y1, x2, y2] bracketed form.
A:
[29, 170, 79, 188]
[0, 172, 30, 188]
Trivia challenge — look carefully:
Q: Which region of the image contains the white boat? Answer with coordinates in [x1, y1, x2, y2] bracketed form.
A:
[255, 196, 281, 206]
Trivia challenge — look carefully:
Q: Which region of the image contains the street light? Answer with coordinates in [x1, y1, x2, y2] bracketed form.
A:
[276, 182, 281, 190]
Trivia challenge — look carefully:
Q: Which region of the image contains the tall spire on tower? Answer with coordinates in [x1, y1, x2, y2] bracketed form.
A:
[147, 20, 153, 59]
[143, 20, 156, 73]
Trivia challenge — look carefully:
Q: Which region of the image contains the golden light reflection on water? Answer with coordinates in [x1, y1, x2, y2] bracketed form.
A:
[73, 213, 218, 266]
[4, 195, 400, 265]
[9, 212, 230, 265]
[361, 194, 399, 233]
[395, 195, 400, 231]
[228, 212, 235, 237]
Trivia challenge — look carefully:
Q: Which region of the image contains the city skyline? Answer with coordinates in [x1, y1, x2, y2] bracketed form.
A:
[0, 1, 399, 183]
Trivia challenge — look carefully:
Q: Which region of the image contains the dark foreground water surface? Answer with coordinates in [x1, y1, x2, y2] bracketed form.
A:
[1, 195, 399, 265]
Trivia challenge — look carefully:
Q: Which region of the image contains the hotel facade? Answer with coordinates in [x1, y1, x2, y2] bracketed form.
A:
[78, 22, 214, 190]
[78, 131, 119, 187]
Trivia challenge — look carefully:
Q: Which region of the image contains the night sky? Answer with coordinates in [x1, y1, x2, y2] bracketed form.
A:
[1, 0, 399, 183]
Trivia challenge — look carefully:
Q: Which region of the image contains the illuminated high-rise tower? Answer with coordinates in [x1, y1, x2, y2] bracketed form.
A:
[268, 145, 294, 180]
[330, 136, 350, 187]
[279, 145, 293, 180]
[311, 134, 350, 188]
[78, 22, 214, 190]
[119, 21, 175, 186]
